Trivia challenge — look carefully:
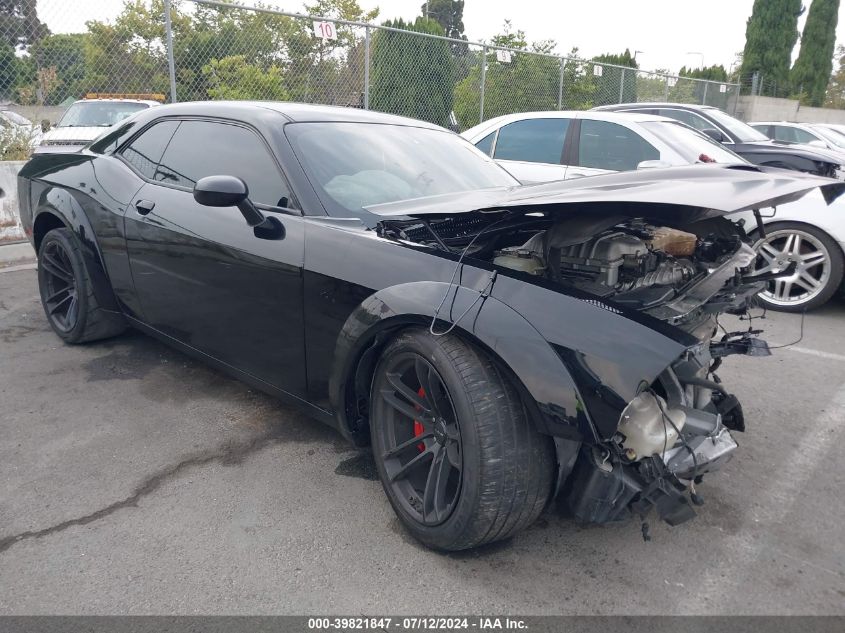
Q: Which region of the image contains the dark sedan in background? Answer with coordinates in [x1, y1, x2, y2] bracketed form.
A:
[17, 102, 844, 550]
[594, 102, 844, 179]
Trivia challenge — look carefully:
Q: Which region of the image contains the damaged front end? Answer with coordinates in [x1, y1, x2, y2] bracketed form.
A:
[566, 342, 755, 530]
[370, 165, 843, 532]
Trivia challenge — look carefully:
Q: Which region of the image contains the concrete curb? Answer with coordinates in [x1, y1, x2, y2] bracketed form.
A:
[0, 241, 36, 267]
[0, 161, 27, 242]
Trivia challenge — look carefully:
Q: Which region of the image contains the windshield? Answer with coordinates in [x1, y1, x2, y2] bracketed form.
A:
[57, 101, 149, 128]
[642, 121, 746, 164]
[286, 122, 519, 218]
[809, 125, 845, 148]
[705, 108, 768, 142]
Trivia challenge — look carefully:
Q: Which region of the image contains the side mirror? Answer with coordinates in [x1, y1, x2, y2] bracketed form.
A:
[637, 159, 673, 170]
[193, 175, 284, 239]
[40, 119, 51, 132]
[194, 174, 249, 208]
[701, 128, 725, 143]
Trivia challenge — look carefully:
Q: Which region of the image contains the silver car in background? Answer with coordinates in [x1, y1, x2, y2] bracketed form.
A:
[462, 111, 845, 311]
[749, 121, 845, 163]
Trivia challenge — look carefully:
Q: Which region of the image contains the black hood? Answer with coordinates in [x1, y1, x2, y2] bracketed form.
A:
[367, 164, 845, 222]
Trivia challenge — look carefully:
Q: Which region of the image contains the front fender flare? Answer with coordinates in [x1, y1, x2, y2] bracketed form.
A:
[328, 280, 594, 445]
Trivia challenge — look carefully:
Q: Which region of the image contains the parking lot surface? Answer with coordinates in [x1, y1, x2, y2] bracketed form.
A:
[1, 266, 844, 615]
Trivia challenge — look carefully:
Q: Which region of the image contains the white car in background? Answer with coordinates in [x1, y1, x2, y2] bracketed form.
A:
[812, 122, 845, 140]
[462, 111, 845, 311]
[38, 95, 162, 152]
[749, 121, 845, 162]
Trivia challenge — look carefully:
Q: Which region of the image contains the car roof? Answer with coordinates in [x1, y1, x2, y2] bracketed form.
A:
[748, 121, 806, 126]
[74, 98, 160, 107]
[128, 100, 446, 130]
[460, 110, 676, 138]
[594, 102, 719, 112]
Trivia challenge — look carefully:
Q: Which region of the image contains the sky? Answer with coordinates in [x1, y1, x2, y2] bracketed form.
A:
[38, 0, 845, 74]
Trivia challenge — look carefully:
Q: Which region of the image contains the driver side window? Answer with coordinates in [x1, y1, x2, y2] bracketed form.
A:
[154, 120, 291, 208]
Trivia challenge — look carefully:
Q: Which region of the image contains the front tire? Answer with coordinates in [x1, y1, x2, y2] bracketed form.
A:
[750, 222, 844, 312]
[37, 228, 127, 344]
[370, 328, 555, 551]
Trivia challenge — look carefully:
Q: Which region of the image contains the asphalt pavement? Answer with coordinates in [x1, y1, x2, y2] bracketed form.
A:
[1, 266, 843, 614]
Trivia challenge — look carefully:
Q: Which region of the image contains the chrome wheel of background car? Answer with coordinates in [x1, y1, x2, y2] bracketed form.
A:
[375, 352, 462, 527]
[40, 240, 79, 333]
[753, 228, 831, 308]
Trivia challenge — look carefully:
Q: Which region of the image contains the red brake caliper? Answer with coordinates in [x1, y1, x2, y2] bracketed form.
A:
[413, 387, 426, 452]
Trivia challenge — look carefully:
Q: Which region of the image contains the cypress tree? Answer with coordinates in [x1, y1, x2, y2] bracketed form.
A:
[791, 0, 840, 106]
[740, 0, 804, 95]
[370, 17, 455, 127]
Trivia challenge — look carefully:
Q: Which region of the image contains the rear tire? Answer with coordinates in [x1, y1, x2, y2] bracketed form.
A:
[37, 228, 127, 344]
[750, 222, 844, 312]
[370, 328, 555, 551]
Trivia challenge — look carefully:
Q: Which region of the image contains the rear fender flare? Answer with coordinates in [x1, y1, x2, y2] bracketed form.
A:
[32, 186, 120, 313]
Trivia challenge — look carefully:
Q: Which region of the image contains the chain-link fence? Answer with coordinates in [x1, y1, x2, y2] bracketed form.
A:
[0, 0, 740, 135]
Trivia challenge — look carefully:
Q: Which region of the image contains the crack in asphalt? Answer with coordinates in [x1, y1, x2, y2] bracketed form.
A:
[0, 431, 282, 555]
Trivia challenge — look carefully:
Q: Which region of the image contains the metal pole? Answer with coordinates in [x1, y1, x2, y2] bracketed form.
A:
[164, 0, 178, 103]
[664, 76, 670, 100]
[618, 68, 625, 103]
[702, 81, 708, 105]
[558, 58, 564, 109]
[363, 26, 370, 109]
[480, 46, 487, 124]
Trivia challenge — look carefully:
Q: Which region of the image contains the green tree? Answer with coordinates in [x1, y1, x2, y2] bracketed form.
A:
[174, 3, 297, 102]
[679, 64, 728, 81]
[82, 0, 192, 99]
[371, 17, 454, 126]
[560, 48, 598, 110]
[452, 23, 560, 130]
[0, 0, 48, 49]
[0, 41, 18, 98]
[740, 0, 804, 96]
[791, 0, 840, 106]
[202, 55, 287, 100]
[421, 0, 466, 54]
[679, 64, 730, 107]
[824, 44, 845, 107]
[591, 49, 638, 105]
[636, 69, 671, 102]
[29, 34, 88, 104]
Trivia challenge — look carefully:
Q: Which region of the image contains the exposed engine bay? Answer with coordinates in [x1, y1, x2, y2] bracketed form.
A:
[381, 210, 776, 533]
[488, 215, 764, 338]
[384, 212, 767, 339]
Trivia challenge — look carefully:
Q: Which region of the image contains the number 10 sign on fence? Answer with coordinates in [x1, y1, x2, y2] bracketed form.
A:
[313, 21, 338, 41]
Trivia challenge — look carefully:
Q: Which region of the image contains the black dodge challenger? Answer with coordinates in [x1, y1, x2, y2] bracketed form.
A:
[17, 102, 843, 551]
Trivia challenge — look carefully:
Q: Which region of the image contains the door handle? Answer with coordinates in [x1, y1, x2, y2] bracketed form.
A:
[135, 199, 155, 215]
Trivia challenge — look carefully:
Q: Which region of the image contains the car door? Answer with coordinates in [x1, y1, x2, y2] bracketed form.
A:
[121, 118, 307, 397]
[490, 118, 571, 183]
[568, 118, 661, 178]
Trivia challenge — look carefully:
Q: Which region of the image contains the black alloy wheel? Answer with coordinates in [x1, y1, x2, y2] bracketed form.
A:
[375, 352, 463, 526]
[37, 227, 127, 344]
[370, 328, 555, 551]
[39, 239, 80, 333]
